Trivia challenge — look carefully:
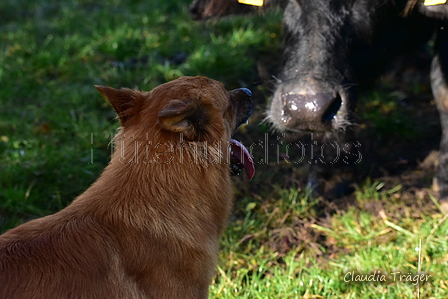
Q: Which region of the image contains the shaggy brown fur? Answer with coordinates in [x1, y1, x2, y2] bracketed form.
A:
[0, 76, 253, 299]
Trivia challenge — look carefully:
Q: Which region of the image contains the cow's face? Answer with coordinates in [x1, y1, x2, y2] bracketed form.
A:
[267, 0, 433, 133]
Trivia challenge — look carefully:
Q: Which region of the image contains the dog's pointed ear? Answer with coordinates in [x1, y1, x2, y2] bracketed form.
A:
[95, 85, 142, 126]
[158, 99, 197, 139]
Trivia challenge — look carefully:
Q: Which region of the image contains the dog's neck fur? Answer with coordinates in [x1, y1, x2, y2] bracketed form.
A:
[69, 128, 233, 243]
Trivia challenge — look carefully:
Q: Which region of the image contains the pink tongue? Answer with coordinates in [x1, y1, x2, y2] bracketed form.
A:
[230, 139, 255, 180]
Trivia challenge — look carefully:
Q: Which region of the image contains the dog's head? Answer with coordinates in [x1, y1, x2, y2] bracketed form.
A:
[95, 76, 255, 179]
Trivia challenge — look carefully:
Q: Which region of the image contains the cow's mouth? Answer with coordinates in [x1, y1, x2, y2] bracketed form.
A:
[230, 139, 255, 180]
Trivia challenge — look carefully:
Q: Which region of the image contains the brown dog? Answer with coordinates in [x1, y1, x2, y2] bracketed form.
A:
[0, 76, 254, 299]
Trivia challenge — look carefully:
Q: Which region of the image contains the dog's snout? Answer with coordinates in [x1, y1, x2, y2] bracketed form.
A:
[239, 88, 252, 98]
[230, 88, 253, 128]
[231, 87, 252, 101]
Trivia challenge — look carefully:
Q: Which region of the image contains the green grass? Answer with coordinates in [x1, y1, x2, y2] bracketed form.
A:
[212, 184, 448, 298]
[1, 0, 447, 298]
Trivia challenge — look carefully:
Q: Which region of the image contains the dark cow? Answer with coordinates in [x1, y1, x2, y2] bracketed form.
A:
[190, 0, 448, 209]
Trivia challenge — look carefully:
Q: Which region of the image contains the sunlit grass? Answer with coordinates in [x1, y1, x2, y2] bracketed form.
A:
[212, 185, 448, 298]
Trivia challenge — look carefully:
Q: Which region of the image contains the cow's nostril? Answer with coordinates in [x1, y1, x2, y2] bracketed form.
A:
[322, 94, 341, 123]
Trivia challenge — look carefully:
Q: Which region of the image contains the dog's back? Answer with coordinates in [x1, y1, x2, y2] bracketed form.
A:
[0, 195, 145, 298]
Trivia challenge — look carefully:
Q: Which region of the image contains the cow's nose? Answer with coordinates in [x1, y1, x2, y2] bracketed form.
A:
[281, 93, 342, 130]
